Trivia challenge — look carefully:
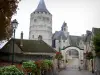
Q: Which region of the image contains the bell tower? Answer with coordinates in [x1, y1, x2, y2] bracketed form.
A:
[61, 22, 68, 37]
[29, 0, 52, 46]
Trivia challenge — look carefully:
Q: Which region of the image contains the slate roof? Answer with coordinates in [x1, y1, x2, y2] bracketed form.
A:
[52, 31, 67, 40]
[1, 39, 56, 53]
[69, 35, 81, 47]
[61, 22, 67, 28]
[34, 0, 51, 14]
[16, 39, 56, 53]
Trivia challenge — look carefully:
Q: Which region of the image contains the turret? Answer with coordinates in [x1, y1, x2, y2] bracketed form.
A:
[61, 22, 68, 37]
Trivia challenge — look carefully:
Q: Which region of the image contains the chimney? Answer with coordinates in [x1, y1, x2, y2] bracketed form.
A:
[20, 31, 23, 47]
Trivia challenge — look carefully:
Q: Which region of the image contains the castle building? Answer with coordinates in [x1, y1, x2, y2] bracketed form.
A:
[29, 0, 84, 52]
[29, 0, 52, 46]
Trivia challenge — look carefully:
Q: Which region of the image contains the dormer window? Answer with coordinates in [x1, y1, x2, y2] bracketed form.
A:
[38, 35, 42, 40]
[32, 35, 34, 39]
[34, 19, 37, 22]
[64, 28, 66, 31]
[63, 40, 65, 42]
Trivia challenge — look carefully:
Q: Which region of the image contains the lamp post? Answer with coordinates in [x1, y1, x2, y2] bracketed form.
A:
[58, 38, 61, 70]
[11, 19, 18, 65]
[58, 47, 60, 69]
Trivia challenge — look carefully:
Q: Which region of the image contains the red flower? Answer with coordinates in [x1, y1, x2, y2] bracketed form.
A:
[55, 52, 63, 60]
[56, 52, 61, 55]
[35, 60, 42, 68]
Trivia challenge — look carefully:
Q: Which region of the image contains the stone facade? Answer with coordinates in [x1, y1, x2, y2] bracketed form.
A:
[84, 28, 100, 72]
[29, 0, 84, 53]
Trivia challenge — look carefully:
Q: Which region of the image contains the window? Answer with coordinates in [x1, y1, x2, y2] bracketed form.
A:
[63, 46, 65, 49]
[43, 17, 45, 21]
[38, 35, 42, 40]
[34, 19, 37, 22]
[47, 17, 49, 21]
[52, 39, 56, 48]
[38, 16, 41, 19]
[32, 35, 34, 39]
[63, 40, 65, 42]
[64, 28, 66, 31]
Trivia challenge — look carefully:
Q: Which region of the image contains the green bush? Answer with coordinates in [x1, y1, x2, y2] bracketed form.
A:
[22, 60, 37, 72]
[0, 65, 24, 75]
[41, 60, 53, 70]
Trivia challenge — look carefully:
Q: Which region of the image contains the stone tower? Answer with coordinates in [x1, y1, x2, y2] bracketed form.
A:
[29, 0, 52, 46]
[61, 22, 68, 37]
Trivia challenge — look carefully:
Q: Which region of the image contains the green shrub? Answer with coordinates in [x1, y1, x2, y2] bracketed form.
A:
[41, 60, 53, 70]
[0, 65, 24, 75]
[22, 60, 37, 72]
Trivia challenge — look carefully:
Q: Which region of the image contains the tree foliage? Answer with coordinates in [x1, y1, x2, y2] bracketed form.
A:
[0, 0, 20, 40]
[93, 33, 100, 55]
[86, 52, 93, 60]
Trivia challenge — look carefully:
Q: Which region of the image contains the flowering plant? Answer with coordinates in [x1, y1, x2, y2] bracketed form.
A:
[35, 60, 42, 69]
[55, 52, 63, 60]
[35, 60, 53, 70]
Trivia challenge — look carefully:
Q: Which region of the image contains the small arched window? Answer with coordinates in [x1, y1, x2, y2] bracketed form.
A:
[34, 19, 37, 22]
[32, 35, 34, 39]
[38, 35, 42, 40]
[64, 28, 66, 31]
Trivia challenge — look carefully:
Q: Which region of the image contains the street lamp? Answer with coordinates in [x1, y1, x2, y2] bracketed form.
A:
[11, 19, 18, 65]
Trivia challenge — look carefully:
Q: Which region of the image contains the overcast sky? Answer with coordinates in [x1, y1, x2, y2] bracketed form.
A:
[12, 0, 100, 39]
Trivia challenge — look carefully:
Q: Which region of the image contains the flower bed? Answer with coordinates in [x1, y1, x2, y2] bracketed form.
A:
[0, 60, 54, 75]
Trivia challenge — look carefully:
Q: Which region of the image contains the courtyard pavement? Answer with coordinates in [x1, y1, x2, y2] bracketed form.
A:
[58, 69, 94, 75]
[58, 58, 94, 75]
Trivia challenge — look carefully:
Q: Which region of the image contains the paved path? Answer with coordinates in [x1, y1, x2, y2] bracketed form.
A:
[58, 69, 94, 75]
[58, 58, 94, 75]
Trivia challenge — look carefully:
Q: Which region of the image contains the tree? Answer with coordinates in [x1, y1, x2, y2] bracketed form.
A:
[0, 0, 21, 40]
[93, 33, 100, 56]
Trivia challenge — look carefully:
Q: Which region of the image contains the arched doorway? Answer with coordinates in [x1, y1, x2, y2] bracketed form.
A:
[61, 46, 84, 70]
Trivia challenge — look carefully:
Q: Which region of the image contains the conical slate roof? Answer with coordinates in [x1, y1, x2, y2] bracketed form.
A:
[34, 0, 51, 14]
[61, 22, 67, 28]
